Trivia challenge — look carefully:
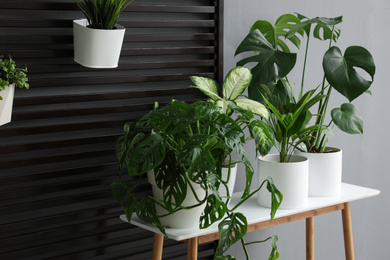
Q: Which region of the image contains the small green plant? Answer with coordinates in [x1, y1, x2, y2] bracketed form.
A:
[0, 55, 29, 100]
[74, 0, 133, 29]
[111, 100, 282, 260]
[235, 14, 376, 154]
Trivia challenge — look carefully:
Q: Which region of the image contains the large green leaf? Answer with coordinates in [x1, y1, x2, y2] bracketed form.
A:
[223, 66, 252, 100]
[235, 29, 297, 85]
[199, 194, 227, 229]
[323, 46, 376, 102]
[248, 120, 274, 156]
[331, 103, 364, 134]
[250, 14, 302, 52]
[216, 213, 248, 256]
[235, 98, 269, 119]
[287, 14, 342, 42]
[189, 76, 221, 101]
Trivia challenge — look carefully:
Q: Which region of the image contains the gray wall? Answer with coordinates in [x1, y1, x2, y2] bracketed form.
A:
[224, 1, 389, 259]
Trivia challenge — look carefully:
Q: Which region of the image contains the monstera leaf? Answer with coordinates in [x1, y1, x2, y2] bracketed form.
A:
[323, 46, 376, 102]
[235, 29, 297, 85]
[250, 13, 303, 52]
[216, 212, 248, 256]
[287, 14, 342, 42]
[331, 103, 364, 134]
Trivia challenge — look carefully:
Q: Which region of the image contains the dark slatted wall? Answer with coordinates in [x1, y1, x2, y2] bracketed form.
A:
[0, 0, 223, 259]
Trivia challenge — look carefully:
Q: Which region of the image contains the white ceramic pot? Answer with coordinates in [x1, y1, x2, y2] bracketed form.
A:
[296, 147, 342, 197]
[257, 154, 309, 209]
[147, 170, 206, 229]
[73, 19, 126, 68]
[219, 163, 238, 201]
[0, 84, 15, 126]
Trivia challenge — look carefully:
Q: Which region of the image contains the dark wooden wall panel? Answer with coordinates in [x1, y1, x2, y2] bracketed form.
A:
[0, 0, 223, 259]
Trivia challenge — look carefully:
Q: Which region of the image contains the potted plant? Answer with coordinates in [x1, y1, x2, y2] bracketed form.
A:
[111, 99, 282, 259]
[235, 13, 376, 197]
[255, 82, 324, 209]
[190, 65, 323, 209]
[73, 0, 134, 68]
[0, 55, 29, 126]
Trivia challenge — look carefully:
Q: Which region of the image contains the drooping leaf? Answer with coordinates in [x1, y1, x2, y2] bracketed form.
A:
[248, 120, 274, 156]
[323, 46, 376, 102]
[216, 213, 248, 255]
[331, 103, 364, 134]
[235, 29, 297, 85]
[190, 76, 221, 101]
[136, 197, 166, 236]
[154, 152, 188, 212]
[199, 194, 227, 229]
[223, 66, 252, 100]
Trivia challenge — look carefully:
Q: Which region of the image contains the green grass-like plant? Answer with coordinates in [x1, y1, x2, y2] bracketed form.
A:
[74, 0, 133, 29]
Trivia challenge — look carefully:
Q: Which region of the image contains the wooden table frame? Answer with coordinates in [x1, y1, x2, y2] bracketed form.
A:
[122, 183, 379, 260]
[152, 202, 353, 260]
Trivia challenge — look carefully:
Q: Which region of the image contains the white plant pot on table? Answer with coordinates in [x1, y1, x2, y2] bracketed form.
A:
[73, 19, 126, 68]
[0, 83, 15, 126]
[257, 154, 309, 209]
[147, 170, 206, 229]
[296, 147, 342, 197]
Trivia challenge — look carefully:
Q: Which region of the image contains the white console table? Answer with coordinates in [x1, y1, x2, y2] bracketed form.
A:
[121, 183, 380, 260]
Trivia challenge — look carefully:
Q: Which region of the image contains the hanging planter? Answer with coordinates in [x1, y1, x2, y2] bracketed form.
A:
[0, 84, 15, 126]
[0, 55, 29, 126]
[296, 147, 342, 197]
[257, 154, 309, 209]
[73, 19, 126, 68]
[73, 0, 133, 68]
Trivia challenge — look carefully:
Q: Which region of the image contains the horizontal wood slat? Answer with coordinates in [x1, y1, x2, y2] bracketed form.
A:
[0, 0, 222, 259]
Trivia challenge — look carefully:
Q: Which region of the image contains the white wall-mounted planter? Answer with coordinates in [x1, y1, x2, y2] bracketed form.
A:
[147, 170, 206, 229]
[73, 19, 126, 69]
[296, 147, 342, 197]
[0, 84, 15, 126]
[257, 154, 309, 209]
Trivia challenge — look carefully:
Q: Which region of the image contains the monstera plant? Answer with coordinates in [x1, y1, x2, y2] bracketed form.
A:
[235, 13, 376, 153]
[111, 99, 282, 260]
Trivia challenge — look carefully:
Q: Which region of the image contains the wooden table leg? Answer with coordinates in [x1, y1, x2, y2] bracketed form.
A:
[342, 202, 355, 260]
[187, 237, 199, 260]
[306, 216, 315, 260]
[152, 233, 164, 260]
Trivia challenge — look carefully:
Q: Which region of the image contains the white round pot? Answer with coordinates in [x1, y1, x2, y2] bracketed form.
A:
[147, 171, 206, 229]
[0, 84, 15, 126]
[219, 163, 238, 201]
[257, 154, 309, 209]
[296, 147, 342, 197]
[73, 19, 126, 68]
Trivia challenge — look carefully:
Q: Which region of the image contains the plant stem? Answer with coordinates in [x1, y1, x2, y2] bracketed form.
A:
[313, 25, 336, 151]
[241, 237, 250, 260]
[299, 28, 311, 100]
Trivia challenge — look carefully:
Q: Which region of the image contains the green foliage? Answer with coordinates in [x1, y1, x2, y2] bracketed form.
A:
[236, 13, 376, 153]
[112, 99, 283, 260]
[190, 66, 269, 118]
[74, 0, 133, 29]
[0, 55, 29, 99]
[260, 82, 324, 162]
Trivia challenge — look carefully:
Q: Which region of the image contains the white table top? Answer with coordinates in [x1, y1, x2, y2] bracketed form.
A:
[120, 183, 380, 241]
